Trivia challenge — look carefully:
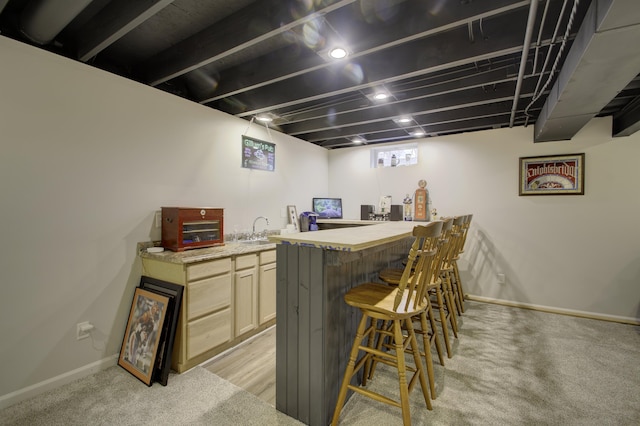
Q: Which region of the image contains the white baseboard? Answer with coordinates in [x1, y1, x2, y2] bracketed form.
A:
[0, 354, 119, 411]
[467, 295, 640, 326]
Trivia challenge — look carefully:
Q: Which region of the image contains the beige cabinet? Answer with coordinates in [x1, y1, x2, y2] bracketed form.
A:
[234, 253, 258, 336]
[142, 256, 232, 372]
[141, 247, 277, 373]
[259, 250, 277, 324]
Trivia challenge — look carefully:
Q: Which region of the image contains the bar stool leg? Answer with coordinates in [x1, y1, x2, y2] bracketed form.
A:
[417, 311, 437, 398]
[405, 318, 432, 410]
[332, 313, 370, 426]
[433, 286, 453, 358]
[442, 273, 459, 336]
[426, 299, 445, 366]
[453, 261, 465, 313]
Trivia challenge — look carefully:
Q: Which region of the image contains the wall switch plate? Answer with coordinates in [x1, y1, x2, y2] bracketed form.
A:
[155, 211, 162, 228]
[497, 273, 506, 284]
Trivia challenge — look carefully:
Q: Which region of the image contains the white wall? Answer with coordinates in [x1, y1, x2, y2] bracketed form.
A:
[329, 120, 640, 322]
[2, 32, 639, 408]
[0, 36, 328, 404]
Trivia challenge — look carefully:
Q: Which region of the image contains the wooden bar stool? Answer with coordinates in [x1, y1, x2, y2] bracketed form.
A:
[441, 216, 464, 318]
[378, 218, 458, 359]
[452, 214, 472, 313]
[371, 221, 449, 399]
[426, 218, 458, 358]
[331, 222, 443, 426]
[378, 220, 451, 368]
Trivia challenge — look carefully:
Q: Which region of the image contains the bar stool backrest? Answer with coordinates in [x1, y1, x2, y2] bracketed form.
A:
[395, 221, 443, 313]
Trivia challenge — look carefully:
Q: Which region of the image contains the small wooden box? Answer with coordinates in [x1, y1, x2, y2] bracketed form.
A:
[161, 207, 224, 251]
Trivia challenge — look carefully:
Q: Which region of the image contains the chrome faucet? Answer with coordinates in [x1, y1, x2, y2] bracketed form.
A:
[252, 216, 269, 237]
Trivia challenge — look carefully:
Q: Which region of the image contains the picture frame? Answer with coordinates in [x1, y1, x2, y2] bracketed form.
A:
[242, 135, 275, 171]
[519, 153, 585, 196]
[138, 276, 183, 386]
[118, 287, 169, 386]
[287, 205, 299, 231]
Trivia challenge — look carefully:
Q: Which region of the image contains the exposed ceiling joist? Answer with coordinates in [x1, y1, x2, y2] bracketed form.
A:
[76, 0, 173, 62]
[2, 0, 638, 149]
[142, 0, 357, 86]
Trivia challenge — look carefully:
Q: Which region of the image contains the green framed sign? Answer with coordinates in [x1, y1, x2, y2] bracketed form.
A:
[242, 135, 275, 171]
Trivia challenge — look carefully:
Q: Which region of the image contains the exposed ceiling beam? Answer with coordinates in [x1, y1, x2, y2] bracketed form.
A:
[141, 0, 357, 86]
[198, 0, 530, 104]
[534, 0, 640, 142]
[227, 9, 542, 119]
[283, 78, 540, 135]
[76, 0, 173, 62]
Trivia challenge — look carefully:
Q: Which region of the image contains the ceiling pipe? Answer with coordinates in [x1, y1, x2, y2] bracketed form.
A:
[509, 0, 539, 127]
[20, 0, 94, 45]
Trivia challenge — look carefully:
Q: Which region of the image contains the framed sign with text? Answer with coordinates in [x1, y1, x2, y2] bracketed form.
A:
[242, 135, 275, 171]
[519, 153, 585, 196]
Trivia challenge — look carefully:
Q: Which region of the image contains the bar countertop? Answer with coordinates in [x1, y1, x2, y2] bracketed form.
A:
[269, 220, 420, 251]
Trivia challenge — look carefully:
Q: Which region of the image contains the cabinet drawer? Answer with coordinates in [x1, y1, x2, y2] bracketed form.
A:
[187, 308, 231, 359]
[187, 257, 231, 281]
[187, 273, 231, 320]
[259, 249, 277, 265]
[235, 253, 257, 270]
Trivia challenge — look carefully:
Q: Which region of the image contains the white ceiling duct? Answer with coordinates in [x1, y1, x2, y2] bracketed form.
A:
[20, 0, 94, 45]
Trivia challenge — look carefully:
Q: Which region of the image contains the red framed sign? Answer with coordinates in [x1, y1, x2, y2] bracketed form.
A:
[519, 153, 585, 196]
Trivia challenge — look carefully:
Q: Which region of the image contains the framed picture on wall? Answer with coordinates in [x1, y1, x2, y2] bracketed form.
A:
[118, 288, 169, 386]
[519, 153, 585, 196]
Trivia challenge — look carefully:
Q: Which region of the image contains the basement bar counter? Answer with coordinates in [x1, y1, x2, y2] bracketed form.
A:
[269, 221, 418, 425]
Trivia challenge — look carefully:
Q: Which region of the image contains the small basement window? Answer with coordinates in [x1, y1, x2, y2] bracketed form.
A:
[370, 143, 418, 168]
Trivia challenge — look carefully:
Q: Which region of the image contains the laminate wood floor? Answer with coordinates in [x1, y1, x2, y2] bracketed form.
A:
[202, 325, 276, 406]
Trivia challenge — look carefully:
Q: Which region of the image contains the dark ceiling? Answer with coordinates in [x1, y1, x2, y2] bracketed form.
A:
[2, 0, 640, 149]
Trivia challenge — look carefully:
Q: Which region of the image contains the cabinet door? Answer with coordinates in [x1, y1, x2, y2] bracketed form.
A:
[235, 267, 257, 336]
[259, 262, 277, 324]
[187, 308, 231, 359]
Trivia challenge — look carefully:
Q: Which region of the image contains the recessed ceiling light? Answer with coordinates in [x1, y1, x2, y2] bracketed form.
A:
[412, 130, 425, 137]
[256, 115, 273, 122]
[352, 137, 364, 144]
[329, 47, 348, 59]
[373, 92, 388, 100]
[397, 117, 412, 123]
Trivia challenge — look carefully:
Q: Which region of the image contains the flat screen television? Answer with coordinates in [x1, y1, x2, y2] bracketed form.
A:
[312, 197, 343, 219]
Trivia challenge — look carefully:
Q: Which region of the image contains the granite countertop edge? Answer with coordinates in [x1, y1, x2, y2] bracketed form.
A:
[138, 241, 276, 264]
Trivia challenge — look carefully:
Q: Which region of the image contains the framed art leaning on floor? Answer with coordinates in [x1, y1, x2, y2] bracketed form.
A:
[138, 276, 183, 386]
[118, 287, 169, 385]
[519, 153, 585, 196]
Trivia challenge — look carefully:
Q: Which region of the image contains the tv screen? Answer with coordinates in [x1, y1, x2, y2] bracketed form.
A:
[312, 198, 343, 219]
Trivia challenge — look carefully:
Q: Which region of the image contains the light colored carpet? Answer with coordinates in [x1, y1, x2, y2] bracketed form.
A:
[0, 365, 302, 426]
[337, 301, 640, 425]
[2, 302, 639, 426]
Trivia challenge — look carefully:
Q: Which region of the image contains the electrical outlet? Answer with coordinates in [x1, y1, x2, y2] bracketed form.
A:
[77, 321, 94, 340]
